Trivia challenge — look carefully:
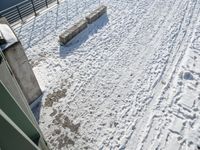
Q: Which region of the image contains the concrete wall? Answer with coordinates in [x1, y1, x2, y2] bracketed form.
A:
[3, 42, 42, 104]
[0, 17, 42, 104]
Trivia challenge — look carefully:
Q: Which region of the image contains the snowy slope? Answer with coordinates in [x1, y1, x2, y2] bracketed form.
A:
[14, 0, 200, 149]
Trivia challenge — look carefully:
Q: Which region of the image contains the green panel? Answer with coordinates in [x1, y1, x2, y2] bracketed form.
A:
[0, 109, 39, 150]
[0, 81, 40, 144]
[0, 52, 39, 127]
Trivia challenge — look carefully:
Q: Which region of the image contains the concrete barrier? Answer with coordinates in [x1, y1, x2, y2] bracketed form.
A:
[59, 19, 87, 45]
[86, 5, 107, 24]
[0, 18, 42, 104]
[3, 43, 43, 104]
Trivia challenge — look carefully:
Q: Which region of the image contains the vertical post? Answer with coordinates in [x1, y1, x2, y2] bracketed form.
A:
[16, 6, 23, 22]
[30, 0, 37, 16]
[57, 0, 59, 4]
[45, 0, 48, 8]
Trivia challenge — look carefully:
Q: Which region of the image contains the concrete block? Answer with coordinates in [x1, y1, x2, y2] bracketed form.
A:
[86, 10, 99, 24]
[97, 5, 107, 17]
[86, 5, 107, 24]
[59, 19, 87, 45]
[59, 31, 73, 45]
[76, 19, 88, 31]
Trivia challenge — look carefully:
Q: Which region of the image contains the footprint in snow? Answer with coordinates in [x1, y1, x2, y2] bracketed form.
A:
[183, 72, 194, 80]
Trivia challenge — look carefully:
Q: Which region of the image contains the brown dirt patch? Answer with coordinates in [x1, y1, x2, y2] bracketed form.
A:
[45, 89, 67, 107]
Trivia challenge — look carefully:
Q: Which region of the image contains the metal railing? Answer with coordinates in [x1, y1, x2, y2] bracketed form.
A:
[0, 0, 60, 24]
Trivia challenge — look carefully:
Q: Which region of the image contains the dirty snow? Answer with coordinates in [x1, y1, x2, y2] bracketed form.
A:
[13, 0, 200, 149]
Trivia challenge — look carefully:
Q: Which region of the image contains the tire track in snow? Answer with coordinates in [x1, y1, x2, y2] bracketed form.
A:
[151, 2, 200, 149]
[125, 0, 200, 149]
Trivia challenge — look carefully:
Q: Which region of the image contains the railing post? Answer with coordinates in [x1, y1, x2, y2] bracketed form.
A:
[57, 0, 60, 4]
[45, 0, 48, 8]
[30, 0, 37, 16]
[16, 6, 23, 22]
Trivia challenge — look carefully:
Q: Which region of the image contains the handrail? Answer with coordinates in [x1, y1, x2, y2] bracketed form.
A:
[0, 0, 28, 14]
[0, 0, 59, 24]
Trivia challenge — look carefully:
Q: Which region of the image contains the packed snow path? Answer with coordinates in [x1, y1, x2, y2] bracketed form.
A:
[14, 0, 200, 149]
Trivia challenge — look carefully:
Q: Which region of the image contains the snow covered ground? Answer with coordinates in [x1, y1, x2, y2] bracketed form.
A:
[13, 0, 200, 149]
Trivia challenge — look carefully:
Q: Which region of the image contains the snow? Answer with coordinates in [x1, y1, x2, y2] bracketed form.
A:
[169, 117, 184, 133]
[13, 0, 200, 149]
[0, 24, 18, 50]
